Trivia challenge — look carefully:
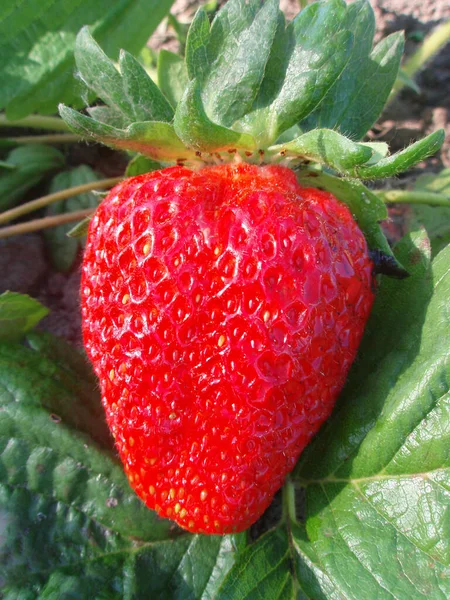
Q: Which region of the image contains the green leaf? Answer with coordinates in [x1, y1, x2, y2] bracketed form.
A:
[43, 166, 101, 272]
[408, 168, 450, 257]
[291, 232, 450, 598]
[174, 79, 256, 152]
[158, 50, 189, 109]
[75, 28, 173, 124]
[296, 167, 398, 265]
[185, 8, 211, 82]
[238, 0, 354, 145]
[59, 105, 195, 161]
[0, 145, 65, 211]
[216, 529, 294, 599]
[300, 0, 404, 140]
[126, 155, 163, 177]
[352, 129, 445, 179]
[0, 292, 48, 342]
[87, 105, 130, 129]
[197, 0, 279, 128]
[0, 331, 247, 596]
[270, 128, 373, 173]
[119, 50, 175, 123]
[359, 141, 389, 165]
[0, 0, 176, 119]
[66, 215, 93, 239]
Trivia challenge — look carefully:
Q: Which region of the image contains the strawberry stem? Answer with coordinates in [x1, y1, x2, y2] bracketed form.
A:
[0, 208, 95, 239]
[0, 177, 122, 226]
[4, 133, 81, 144]
[282, 478, 297, 524]
[0, 114, 71, 132]
[377, 189, 450, 207]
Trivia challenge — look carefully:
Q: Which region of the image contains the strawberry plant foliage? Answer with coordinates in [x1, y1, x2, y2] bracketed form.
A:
[0, 0, 175, 119]
[2, 0, 448, 596]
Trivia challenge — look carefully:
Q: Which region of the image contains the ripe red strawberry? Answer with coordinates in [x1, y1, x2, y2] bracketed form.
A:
[62, 0, 442, 536]
[81, 163, 374, 533]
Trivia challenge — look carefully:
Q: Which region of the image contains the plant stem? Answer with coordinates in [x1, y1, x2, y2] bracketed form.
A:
[0, 177, 122, 226]
[0, 114, 71, 132]
[377, 189, 450, 207]
[390, 20, 450, 100]
[0, 208, 95, 239]
[282, 479, 297, 524]
[4, 133, 81, 144]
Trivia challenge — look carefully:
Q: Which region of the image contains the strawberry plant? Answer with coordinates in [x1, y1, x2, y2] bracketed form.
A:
[1, 0, 449, 598]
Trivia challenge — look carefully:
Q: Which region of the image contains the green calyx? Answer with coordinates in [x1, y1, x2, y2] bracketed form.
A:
[59, 0, 444, 268]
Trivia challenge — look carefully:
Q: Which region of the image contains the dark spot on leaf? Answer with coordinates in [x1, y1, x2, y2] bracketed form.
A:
[409, 249, 422, 265]
[370, 249, 409, 279]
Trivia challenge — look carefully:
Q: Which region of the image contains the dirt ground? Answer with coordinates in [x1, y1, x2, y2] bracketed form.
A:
[1, 0, 449, 345]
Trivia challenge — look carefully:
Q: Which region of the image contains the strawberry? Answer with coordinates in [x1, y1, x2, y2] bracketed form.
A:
[61, 0, 443, 534]
[81, 163, 374, 533]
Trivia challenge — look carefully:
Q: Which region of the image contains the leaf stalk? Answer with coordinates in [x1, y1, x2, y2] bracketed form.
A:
[0, 114, 71, 132]
[282, 478, 297, 524]
[0, 208, 95, 239]
[4, 133, 82, 144]
[377, 189, 450, 207]
[0, 177, 122, 226]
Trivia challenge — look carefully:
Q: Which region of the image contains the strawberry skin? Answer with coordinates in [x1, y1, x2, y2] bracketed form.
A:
[81, 163, 374, 534]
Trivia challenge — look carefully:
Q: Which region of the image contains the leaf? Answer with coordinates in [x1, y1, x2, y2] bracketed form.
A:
[300, 2, 404, 140]
[75, 28, 174, 124]
[174, 79, 256, 152]
[291, 232, 450, 598]
[0, 331, 247, 596]
[87, 105, 130, 129]
[66, 215, 93, 239]
[126, 155, 163, 178]
[352, 129, 445, 179]
[408, 168, 450, 257]
[198, 0, 279, 128]
[0, 292, 48, 342]
[185, 8, 211, 82]
[158, 50, 189, 109]
[216, 529, 295, 599]
[0, 0, 176, 119]
[43, 166, 101, 272]
[59, 105, 195, 162]
[0, 145, 65, 211]
[238, 0, 354, 145]
[270, 128, 373, 173]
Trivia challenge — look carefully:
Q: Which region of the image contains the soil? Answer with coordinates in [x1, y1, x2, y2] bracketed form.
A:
[2, 1, 449, 355]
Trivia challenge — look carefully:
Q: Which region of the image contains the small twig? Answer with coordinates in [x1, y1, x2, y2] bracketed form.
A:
[0, 114, 71, 132]
[0, 209, 95, 239]
[0, 177, 123, 226]
[4, 133, 81, 144]
[377, 189, 450, 207]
